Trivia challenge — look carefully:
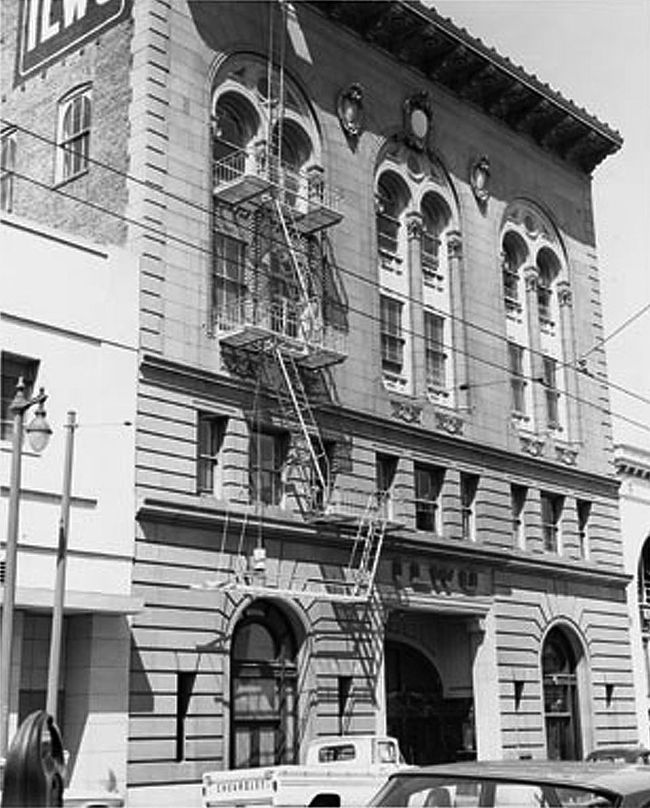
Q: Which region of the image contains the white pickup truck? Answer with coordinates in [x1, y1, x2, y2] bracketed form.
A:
[201, 734, 405, 808]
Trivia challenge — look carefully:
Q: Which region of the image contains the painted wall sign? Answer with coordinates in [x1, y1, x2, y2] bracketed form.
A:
[15, 0, 132, 85]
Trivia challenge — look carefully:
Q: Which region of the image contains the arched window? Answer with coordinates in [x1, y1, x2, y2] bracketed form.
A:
[213, 91, 260, 174]
[230, 600, 299, 768]
[421, 193, 450, 288]
[376, 172, 409, 274]
[56, 85, 91, 183]
[501, 231, 528, 315]
[542, 627, 582, 760]
[537, 248, 561, 328]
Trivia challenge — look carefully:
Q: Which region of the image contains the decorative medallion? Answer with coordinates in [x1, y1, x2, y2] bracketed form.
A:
[403, 91, 432, 151]
[470, 155, 490, 207]
[434, 410, 464, 435]
[390, 399, 423, 425]
[519, 435, 545, 457]
[337, 83, 365, 139]
[555, 445, 578, 466]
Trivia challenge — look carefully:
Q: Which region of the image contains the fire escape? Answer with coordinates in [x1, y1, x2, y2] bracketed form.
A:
[211, 135, 388, 602]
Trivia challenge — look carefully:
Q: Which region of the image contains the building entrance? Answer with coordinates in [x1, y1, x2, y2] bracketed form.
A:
[385, 640, 474, 764]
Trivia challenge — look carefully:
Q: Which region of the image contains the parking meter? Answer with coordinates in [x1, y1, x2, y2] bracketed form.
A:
[1, 710, 64, 807]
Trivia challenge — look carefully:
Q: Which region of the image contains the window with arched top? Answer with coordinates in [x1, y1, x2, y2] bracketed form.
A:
[501, 231, 528, 315]
[542, 627, 582, 760]
[230, 600, 299, 768]
[537, 247, 561, 328]
[213, 91, 260, 167]
[421, 193, 450, 290]
[376, 172, 409, 275]
[56, 85, 91, 183]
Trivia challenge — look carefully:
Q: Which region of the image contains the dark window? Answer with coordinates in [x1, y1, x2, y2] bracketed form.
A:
[542, 628, 582, 760]
[376, 178, 402, 270]
[250, 430, 287, 506]
[538, 266, 554, 324]
[1, 129, 16, 213]
[414, 464, 444, 532]
[376, 453, 398, 519]
[213, 235, 247, 329]
[511, 484, 527, 546]
[380, 296, 404, 374]
[424, 312, 446, 391]
[197, 414, 227, 495]
[269, 248, 299, 339]
[502, 251, 519, 306]
[175, 672, 196, 762]
[576, 499, 591, 558]
[541, 491, 564, 553]
[542, 356, 560, 428]
[58, 87, 91, 182]
[508, 342, 526, 414]
[1, 352, 39, 441]
[231, 601, 298, 768]
[460, 473, 479, 541]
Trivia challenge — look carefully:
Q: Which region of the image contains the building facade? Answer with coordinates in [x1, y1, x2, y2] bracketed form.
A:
[0, 215, 140, 794]
[616, 444, 650, 746]
[0, 1, 641, 805]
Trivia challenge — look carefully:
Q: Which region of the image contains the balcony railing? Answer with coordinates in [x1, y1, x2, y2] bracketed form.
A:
[213, 147, 343, 231]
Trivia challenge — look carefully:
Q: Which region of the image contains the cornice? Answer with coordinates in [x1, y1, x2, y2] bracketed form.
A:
[305, 0, 621, 174]
[136, 493, 630, 590]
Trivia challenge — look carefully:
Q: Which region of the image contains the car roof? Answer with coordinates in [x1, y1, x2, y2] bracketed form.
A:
[386, 761, 650, 794]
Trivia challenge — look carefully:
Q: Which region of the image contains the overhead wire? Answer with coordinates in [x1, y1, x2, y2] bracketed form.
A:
[5, 116, 650, 410]
[9, 165, 650, 441]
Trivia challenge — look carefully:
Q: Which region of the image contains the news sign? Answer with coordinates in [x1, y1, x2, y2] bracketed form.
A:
[15, 0, 132, 85]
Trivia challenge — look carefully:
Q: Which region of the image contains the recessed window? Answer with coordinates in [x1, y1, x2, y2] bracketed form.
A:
[213, 235, 247, 330]
[376, 174, 405, 273]
[542, 355, 560, 429]
[380, 295, 404, 376]
[424, 312, 446, 392]
[414, 463, 444, 533]
[1, 129, 16, 213]
[175, 672, 195, 762]
[508, 342, 527, 415]
[197, 414, 227, 496]
[1, 352, 40, 441]
[460, 473, 479, 542]
[576, 499, 591, 558]
[511, 484, 527, 548]
[541, 491, 564, 553]
[376, 453, 398, 520]
[56, 86, 91, 183]
[249, 429, 287, 506]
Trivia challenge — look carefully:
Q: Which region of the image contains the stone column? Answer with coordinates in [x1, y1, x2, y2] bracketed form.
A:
[557, 280, 580, 444]
[523, 266, 545, 432]
[406, 212, 424, 396]
[447, 230, 469, 411]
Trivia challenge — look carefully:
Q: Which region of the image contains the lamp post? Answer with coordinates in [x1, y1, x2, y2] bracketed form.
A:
[46, 411, 77, 721]
[0, 379, 52, 760]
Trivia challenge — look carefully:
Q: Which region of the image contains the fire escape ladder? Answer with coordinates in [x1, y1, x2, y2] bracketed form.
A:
[274, 198, 320, 343]
[274, 347, 330, 510]
[347, 494, 388, 597]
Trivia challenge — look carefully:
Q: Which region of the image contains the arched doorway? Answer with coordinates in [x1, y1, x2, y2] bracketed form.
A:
[542, 627, 582, 760]
[385, 640, 473, 764]
[230, 600, 298, 768]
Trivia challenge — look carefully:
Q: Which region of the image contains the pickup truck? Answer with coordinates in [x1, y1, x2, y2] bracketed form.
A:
[201, 734, 405, 807]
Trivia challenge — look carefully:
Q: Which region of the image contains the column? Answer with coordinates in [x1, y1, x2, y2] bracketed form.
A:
[523, 266, 545, 433]
[470, 612, 503, 759]
[406, 211, 424, 396]
[447, 230, 469, 411]
[556, 281, 580, 444]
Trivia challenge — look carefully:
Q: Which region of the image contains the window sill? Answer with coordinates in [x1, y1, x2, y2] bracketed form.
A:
[382, 372, 408, 394]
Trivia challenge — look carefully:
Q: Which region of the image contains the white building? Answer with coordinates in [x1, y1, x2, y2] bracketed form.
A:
[616, 443, 650, 746]
[0, 214, 141, 795]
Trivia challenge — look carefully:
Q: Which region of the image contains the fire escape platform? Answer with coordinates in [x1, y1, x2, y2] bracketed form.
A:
[294, 205, 343, 235]
[213, 175, 273, 206]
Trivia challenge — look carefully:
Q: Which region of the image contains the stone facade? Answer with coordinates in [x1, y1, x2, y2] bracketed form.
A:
[0, 1, 640, 805]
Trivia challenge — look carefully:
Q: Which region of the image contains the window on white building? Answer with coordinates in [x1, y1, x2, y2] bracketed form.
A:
[424, 311, 446, 393]
[542, 355, 561, 430]
[414, 463, 444, 532]
[197, 414, 228, 496]
[56, 86, 91, 183]
[249, 429, 288, 506]
[508, 342, 527, 415]
[576, 499, 591, 558]
[380, 295, 404, 376]
[460, 473, 479, 541]
[511, 484, 527, 548]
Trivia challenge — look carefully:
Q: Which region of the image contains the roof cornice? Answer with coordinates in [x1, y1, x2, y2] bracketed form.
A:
[306, 0, 622, 173]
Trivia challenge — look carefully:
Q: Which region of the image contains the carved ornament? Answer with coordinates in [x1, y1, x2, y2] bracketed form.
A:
[434, 410, 464, 435]
[406, 212, 423, 240]
[337, 83, 365, 139]
[403, 91, 433, 152]
[390, 399, 423, 424]
[446, 230, 463, 260]
[519, 435, 545, 457]
[470, 155, 490, 206]
[555, 445, 578, 465]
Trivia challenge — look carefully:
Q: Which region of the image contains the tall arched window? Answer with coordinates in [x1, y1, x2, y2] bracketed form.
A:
[230, 600, 299, 768]
[542, 627, 582, 760]
[56, 85, 91, 183]
[376, 172, 408, 275]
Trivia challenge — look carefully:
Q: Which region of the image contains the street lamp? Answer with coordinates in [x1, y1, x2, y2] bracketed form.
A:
[0, 379, 52, 760]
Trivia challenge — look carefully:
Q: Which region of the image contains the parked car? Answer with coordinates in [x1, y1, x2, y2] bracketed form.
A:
[586, 746, 650, 765]
[368, 760, 650, 807]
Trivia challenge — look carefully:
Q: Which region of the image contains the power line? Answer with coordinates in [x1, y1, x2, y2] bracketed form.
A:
[8, 166, 650, 438]
[580, 301, 650, 360]
[5, 117, 650, 410]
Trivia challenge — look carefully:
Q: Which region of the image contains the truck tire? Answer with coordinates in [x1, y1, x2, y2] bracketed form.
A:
[308, 795, 341, 807]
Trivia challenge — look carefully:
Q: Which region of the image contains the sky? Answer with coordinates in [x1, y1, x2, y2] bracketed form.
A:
[430, 0, 650, 451]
